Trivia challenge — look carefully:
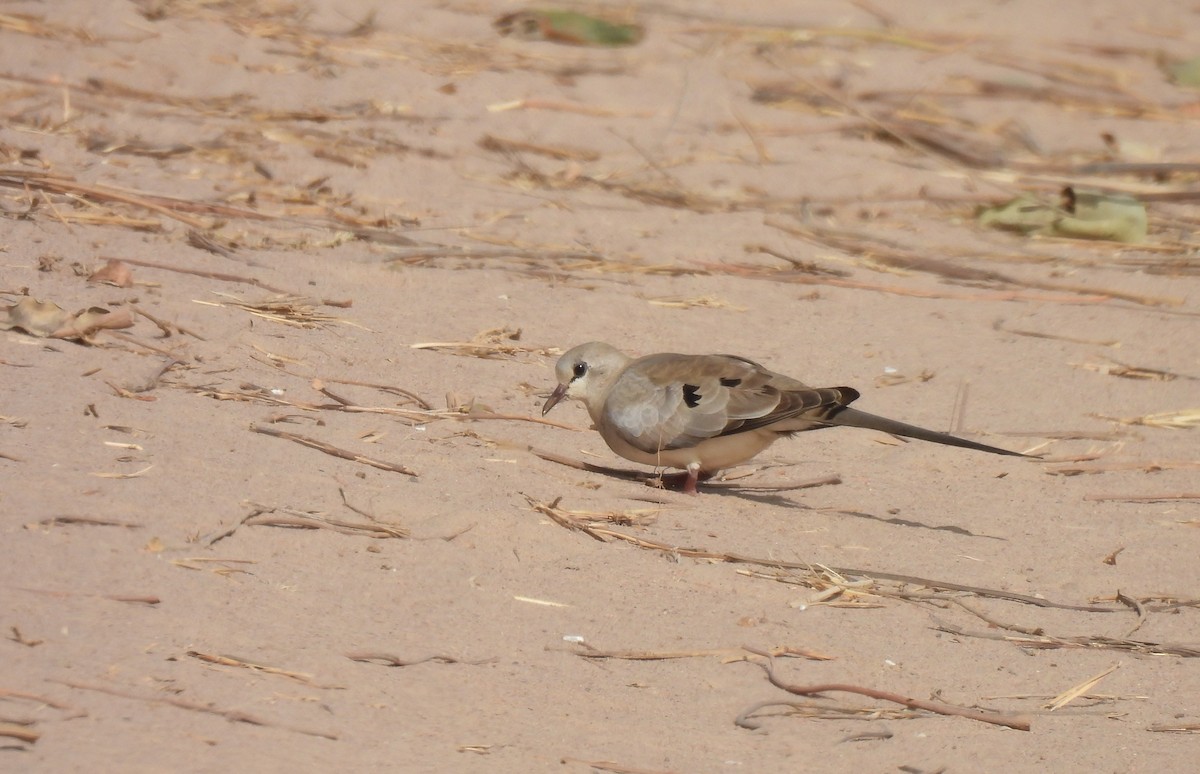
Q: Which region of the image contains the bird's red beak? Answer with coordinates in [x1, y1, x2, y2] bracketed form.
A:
[541, 383, 568, 416]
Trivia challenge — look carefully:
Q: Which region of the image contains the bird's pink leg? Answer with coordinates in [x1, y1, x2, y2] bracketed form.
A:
[651, 465, 713, 493]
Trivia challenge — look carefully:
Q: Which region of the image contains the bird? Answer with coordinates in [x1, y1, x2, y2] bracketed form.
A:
[541, 341, 1029, 493]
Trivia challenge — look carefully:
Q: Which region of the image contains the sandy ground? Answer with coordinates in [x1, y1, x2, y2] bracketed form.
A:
[3, 1, 1199, 771]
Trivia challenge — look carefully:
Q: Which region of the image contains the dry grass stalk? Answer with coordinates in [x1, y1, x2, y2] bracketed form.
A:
[1148, 722, 1200, 733]
[196, 293, 361, 329]
[249, 424, 417, 476]
[736, 568, 884, 609]
[1046, 663, 1122, 710]
[1097, 409, 1200, 429]
[571, 644, 833, 663]
[1083, 492, 1200, 503]
[33, 515, 143, 529]
[345, 652, 494, 667]
[1072, 358, 1192, 381]
[411, 326, 558, 360]
[478, 134, 600, 162]
[736, 698, 924, 729]
[645, 295, 746, 311]
[1045, 460, 1200, 476]
[187, 650, 324, 686]
[207, 500, 409, 546]
[53, 679, 337, 740]
[934, 622, 1200, 658]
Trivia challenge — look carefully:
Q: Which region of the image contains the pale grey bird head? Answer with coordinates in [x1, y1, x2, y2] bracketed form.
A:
[542, 341, 631, 416]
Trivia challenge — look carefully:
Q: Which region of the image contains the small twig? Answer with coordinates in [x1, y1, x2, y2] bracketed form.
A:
[118, 257, 292, 293]
[0, 722, 40, 743]
[949, 599, 1047, 636]
[36, 516, 144, 528]
[249, 423, 417, 476]
[187, 651, 331, 686]
[1116, 590, 1148, 638]
[739, 647, 1031, 731]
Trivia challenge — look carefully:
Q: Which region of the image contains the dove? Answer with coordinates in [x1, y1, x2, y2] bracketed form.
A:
[541, 342, 1028, 493]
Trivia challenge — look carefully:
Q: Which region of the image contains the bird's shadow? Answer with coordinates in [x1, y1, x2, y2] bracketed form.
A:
[535, 452, 1005, 540]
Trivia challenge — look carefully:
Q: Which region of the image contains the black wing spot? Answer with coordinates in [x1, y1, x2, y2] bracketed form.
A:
[682, 383, 701, 408]
[719, 377, 741, 388]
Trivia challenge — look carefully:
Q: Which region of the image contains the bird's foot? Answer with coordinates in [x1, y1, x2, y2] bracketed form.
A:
[650, 466, 713, 494]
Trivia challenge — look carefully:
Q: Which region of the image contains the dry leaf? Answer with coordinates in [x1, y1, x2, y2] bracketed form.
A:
[1, 298, 73, 336]
[87, 259, 134, 288]
[51, 307, 135, 342]
[979, 187, 1147, 243]
[2, 298, 134, 342]
[494, 10, 643, 47]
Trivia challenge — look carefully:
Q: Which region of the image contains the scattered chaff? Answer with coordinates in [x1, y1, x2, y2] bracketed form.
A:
[738, 567, 885, 609]
[208, 499, 410, 546]
[526, 494, 659, 534]
[934, 621, 1200, 657]
[736, 647, 1030, 731]
[765, 216, 1183, 308]
[569, 644, 834, 663]
[345, 652, 494, 667]
[195, 293, 363, 330]
[411, 326, 558, 360]
[1046, 663, 1122, 711]
[53, 679, 337, 740]
[249, 424, 417, 476]
[523, 496, 1125, 614]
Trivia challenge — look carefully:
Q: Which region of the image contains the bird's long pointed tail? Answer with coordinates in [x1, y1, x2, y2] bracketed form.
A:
[826, 407, 1030, 457]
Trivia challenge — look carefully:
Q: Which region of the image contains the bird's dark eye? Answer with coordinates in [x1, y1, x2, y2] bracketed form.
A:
[572, 362, 587, 379]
